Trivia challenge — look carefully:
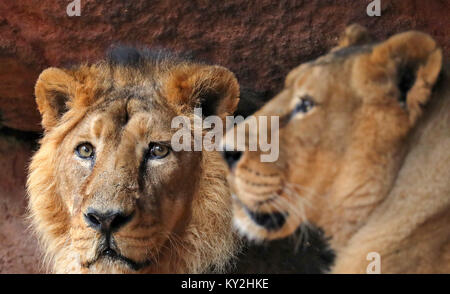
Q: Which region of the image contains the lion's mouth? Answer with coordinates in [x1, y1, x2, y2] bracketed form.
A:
[83, 247, 152, 271]
[232, 193, 288, 231]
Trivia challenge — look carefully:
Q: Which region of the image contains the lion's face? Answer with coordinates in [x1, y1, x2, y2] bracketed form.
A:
[56, 97, 201, 272]
[28, 50, 240, 273]
[223, 27, 442, 244]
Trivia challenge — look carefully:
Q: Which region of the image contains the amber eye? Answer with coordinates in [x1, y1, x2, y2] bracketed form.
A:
[148, 143, 170, 159]
[75, 143, 95, 159]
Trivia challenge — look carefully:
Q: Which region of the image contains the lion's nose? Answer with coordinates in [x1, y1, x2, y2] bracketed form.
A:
[221, 150, 243, 169]
[84, 209, 134, 234]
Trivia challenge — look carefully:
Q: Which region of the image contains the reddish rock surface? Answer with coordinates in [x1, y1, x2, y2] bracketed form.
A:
[0, 135, 41, 273]
[0, 0, 449, 132]
[0, 0, 448, 273]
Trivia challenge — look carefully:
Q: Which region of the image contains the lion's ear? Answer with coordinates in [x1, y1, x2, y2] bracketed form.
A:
[370, 31, 442, 124]
[332, 24, 372, 51]
[355, 31, 443, 125]
[35, 67, 76, 131]
[166, 65, 240, 119]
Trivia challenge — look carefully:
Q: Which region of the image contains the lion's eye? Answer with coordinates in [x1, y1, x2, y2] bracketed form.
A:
[75, 143, 95, 159]
[293, 96, 315, 114]
[148, 143, 170, 159]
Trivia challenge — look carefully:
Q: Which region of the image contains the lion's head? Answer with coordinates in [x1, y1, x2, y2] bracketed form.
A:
[222, 25, 443, 249]
[27, 48, 241, 273]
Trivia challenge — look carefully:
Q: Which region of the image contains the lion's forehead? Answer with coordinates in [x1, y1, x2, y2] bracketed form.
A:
[254, 52, 366, 123]
[75, 95, 177, 146]
[289, 55, 365, 107]
[293, 44, 373, 86]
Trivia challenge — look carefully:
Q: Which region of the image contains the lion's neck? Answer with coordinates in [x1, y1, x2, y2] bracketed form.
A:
[316, 66, 450, 252]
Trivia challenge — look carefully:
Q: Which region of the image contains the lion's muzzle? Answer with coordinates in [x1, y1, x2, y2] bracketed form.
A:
[84, 208, 134, 235]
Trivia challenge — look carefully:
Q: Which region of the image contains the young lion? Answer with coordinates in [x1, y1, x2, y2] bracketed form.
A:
[222, 25, 450, 273]
[27, 48, 242, 273]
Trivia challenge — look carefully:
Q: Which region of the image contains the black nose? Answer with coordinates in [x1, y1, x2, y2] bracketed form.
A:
[246, 209, 287, 231]
[222, 150, 243, 169]
[84, 209, 134, 234]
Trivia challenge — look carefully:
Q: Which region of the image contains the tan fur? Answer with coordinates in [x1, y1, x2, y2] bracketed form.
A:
[28, 54, 241, 273]
[333, 24, 373, 51]
[224, 26, 449, 273]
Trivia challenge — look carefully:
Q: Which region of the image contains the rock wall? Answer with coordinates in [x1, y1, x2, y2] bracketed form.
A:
[0, 133, 41, 273]
[0, 0, 448, 273]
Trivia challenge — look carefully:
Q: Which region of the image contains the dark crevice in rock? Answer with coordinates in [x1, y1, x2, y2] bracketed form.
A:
[0, 126, 41, 149]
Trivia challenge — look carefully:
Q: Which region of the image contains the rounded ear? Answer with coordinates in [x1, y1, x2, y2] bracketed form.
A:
[354, 31, 443, 124]
[35, 67, 76, 131]
[166, 65, 240, 119]
[332, 24, 373, 51]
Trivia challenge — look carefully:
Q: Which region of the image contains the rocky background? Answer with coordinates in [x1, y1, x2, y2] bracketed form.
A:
[0, 0, 448, 273]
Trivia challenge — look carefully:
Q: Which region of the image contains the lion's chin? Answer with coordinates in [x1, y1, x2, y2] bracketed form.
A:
[81, 250, 153, 274]
[232, 195, 303, 242]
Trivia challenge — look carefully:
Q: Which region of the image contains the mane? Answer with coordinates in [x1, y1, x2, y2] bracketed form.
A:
[26, 47, 240, 273]
[27, 112, 240, 273]
[171, 150, 240, 273]
[107, 46, 189, 67]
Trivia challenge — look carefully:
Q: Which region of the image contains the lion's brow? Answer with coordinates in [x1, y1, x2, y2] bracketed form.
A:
[91, 116, 104, 139]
